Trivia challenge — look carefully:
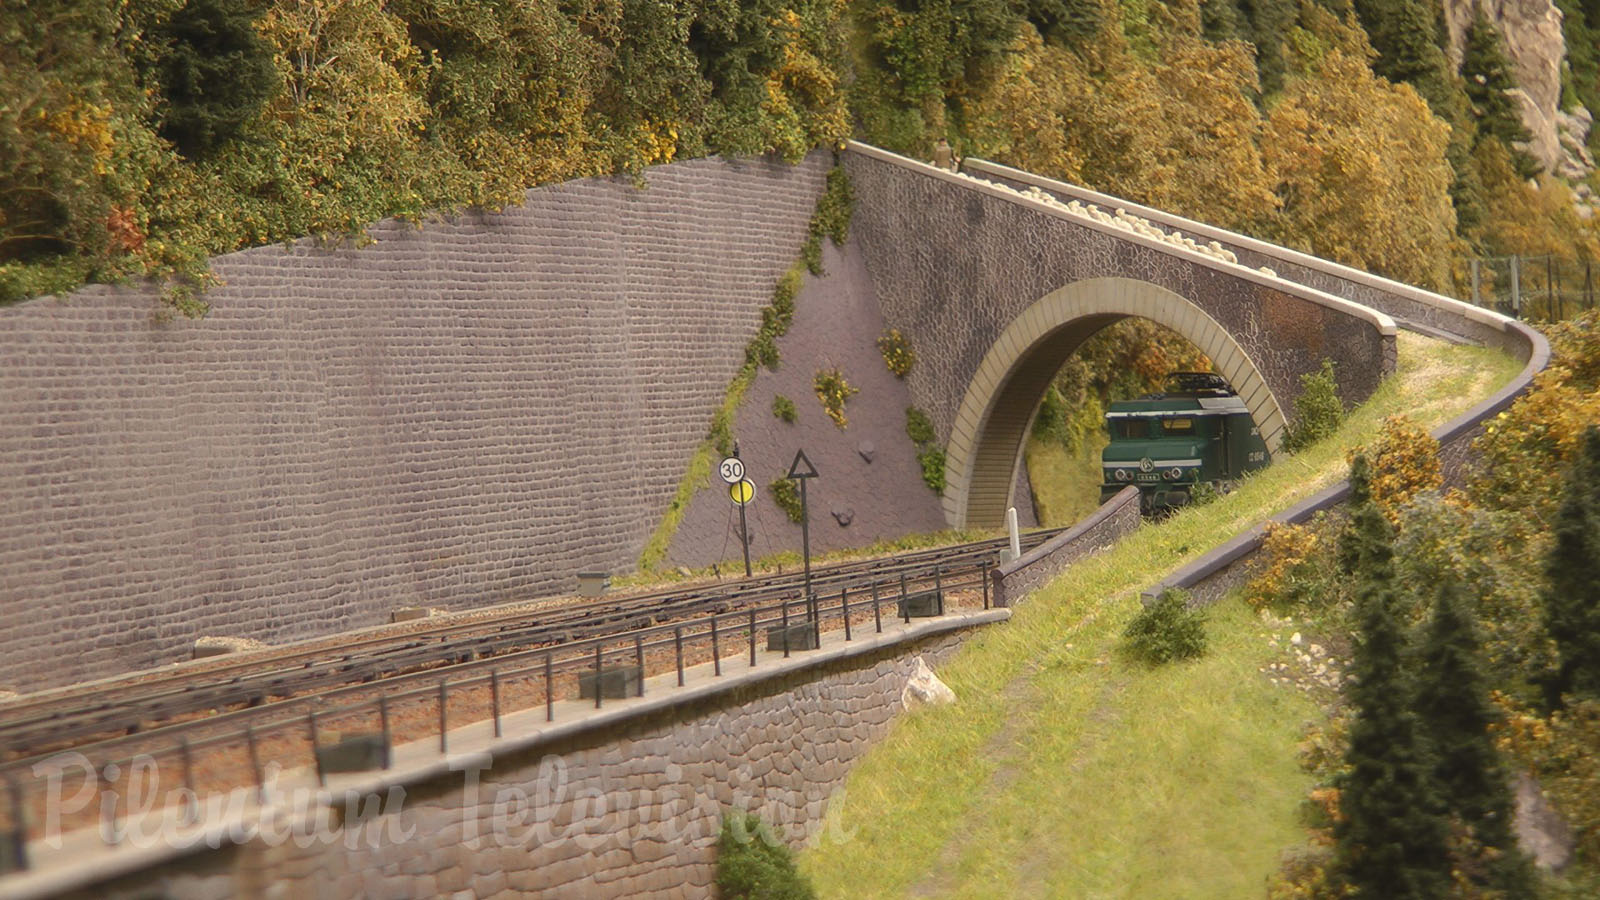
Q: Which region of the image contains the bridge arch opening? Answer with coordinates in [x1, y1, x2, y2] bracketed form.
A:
[942, 277, 1287, 529]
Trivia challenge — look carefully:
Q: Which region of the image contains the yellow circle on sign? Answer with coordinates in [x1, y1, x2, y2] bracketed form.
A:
[729, 479, 755, 505]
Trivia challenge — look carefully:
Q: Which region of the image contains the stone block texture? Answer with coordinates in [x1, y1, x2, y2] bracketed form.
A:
[0, 153, 832, 692]
[60, 631, 971, 900]
[842, 150, 1393, 459]
[992, 485, 1140, 607]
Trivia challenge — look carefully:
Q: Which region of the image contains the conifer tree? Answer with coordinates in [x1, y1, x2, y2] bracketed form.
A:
[1414, 580, 1538, 897]
[153, 0, 278, 160]
[1352, 0, 1454, 111]
[1544, 426, 1600, 703]
[1460, 3, 1540, 179]
[1334, 455, 1453, 899]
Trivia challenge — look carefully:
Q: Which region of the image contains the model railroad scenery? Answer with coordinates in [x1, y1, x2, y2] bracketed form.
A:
[4, 0, 1600, 898]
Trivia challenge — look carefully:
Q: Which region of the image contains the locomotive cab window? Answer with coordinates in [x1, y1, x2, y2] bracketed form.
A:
[1159, 417, 1195, 435]
[1110, 419, 1149, 439]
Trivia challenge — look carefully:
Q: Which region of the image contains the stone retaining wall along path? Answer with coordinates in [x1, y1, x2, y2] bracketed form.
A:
[0, 153, 831, 692]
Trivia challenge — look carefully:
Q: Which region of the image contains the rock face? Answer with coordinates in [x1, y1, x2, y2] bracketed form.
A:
[901, 656, 957, 708]
[1443, 0, 1570, 173]
[1514, 770, 1576, 870]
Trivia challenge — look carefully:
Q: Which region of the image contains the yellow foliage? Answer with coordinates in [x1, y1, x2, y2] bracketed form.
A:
[1348, 415, 1441, 524]
[1245, 521, 1320, 610]
[1263, 50, 1462, 290]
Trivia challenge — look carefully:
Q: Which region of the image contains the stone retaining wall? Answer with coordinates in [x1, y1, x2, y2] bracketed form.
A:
[990, 485, 1140, 608]
[52, 628, 974, 900]
[0, 153, 831, 692]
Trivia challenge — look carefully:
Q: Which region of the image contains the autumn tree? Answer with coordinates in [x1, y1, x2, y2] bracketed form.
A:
[1264, 48, 1460, 289]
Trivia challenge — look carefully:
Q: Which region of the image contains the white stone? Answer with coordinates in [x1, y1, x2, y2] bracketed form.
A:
[1290, 632, 1303, 646]
[901, 656, 956, 708]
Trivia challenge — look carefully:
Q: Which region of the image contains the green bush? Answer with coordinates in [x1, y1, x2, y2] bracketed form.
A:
[1284, 360, 1344, 453]
[772, 394, 797, 423]
[715, 813, 816, 900]
[1121, 589, 1207, 665]
[877, 328, 916, 377]
[770, 477, 804, 523]
[905, 407, 936, 445]
[917, 446, 947, 493]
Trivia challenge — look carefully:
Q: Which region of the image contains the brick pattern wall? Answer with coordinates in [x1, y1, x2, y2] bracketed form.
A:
[0, 153, 831, 692]
[61, 631, 971, 900]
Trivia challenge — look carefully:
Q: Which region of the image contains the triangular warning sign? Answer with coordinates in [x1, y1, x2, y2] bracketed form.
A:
[786, 448, 819, 479]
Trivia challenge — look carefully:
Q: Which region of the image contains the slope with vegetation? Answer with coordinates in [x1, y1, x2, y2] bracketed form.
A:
[796, 331, 1522, 897]
[6, 0, 1597, 315]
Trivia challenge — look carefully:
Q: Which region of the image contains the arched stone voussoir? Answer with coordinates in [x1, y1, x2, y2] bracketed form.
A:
[942, 277, 1287, 529]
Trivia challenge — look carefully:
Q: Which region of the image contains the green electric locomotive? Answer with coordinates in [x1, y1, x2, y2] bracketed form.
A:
[1099, 372, 1270, 512]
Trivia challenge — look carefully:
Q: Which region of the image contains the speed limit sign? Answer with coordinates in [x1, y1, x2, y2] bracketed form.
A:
[718, 457, 746, 484]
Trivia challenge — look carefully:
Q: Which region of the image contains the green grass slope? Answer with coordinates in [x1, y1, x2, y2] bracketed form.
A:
[798, 332, 1523, 898]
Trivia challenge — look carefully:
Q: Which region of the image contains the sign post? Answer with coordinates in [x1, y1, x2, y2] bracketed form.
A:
[786, 449, 820, 645]
[720, 452, 753, 577]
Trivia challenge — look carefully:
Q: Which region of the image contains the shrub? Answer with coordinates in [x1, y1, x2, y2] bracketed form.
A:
[905, 407, 936, 445]
[813, 367, 857, 428]
[745, 329, 779, 370]
[1245, 521, 1335, 613]
[917, 445, 946, 493]
[709, 407, 736, 458]
[772, 394, 797, 423]
[876, 328, 916, 377]
[715, 813, 817, 900]
[769, 477, 803, 523]
[1121, 589, 1207, 665]
[1350, 415, 1440, 525]
[1284, 360, 1343, 452]
[812, 166, 854, 246]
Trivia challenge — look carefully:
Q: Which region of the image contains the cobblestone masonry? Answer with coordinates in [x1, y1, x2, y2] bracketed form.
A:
[991, 485, 1140, 608]
[841, 149, 1394, 462]
[57, 630, 971, 900]
[0, 153, 832, 692]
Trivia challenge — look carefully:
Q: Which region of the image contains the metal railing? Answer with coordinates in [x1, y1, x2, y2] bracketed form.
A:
[0, 559, 992, 870]
[1464, 254, 1597, 322]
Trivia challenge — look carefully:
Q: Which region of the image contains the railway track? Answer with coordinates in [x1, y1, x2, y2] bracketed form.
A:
[0, 527, 1060, 767]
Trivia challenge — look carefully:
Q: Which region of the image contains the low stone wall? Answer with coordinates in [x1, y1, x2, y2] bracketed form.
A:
[33, 622, 985, 900]
[990, 486, 1140, 608]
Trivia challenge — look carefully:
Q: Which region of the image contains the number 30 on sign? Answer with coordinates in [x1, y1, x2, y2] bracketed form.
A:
[718, 457, 746, 484]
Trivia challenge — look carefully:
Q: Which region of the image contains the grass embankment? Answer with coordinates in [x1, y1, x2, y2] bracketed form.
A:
[797, 332, 1523, 898]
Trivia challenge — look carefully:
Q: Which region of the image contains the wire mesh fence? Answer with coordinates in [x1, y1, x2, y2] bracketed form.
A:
[1463, 254, 1599, 322]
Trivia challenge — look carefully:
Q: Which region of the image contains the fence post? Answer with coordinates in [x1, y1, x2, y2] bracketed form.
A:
[1511, 254, 1522, 318]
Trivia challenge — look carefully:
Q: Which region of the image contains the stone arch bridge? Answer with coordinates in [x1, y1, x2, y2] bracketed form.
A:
[841, 142, 1398, 530]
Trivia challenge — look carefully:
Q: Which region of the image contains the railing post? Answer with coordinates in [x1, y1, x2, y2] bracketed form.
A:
[781, 599, 791, 658]
[982, 560, 990, 610]
[438, 680, 449, 754]
[934, 566, 944, 616]
[545, 653, 555, 722]
[634, 635, 645, 697]
[593, 645, 604, 710]
[842, 589, 852, 641]
[1511, 254, 1522, 317]
[378, 695, 392, 768]
[490, 669, 502, 739]
[711, 615, 722, 676]
[246, 725, 263, 803]
[309, 710, 325, 787]
[873, 582, 882, 633]
[900, 573, 910, 624]
[674, 627, 685, 687]
[748, 610, 757, 667]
